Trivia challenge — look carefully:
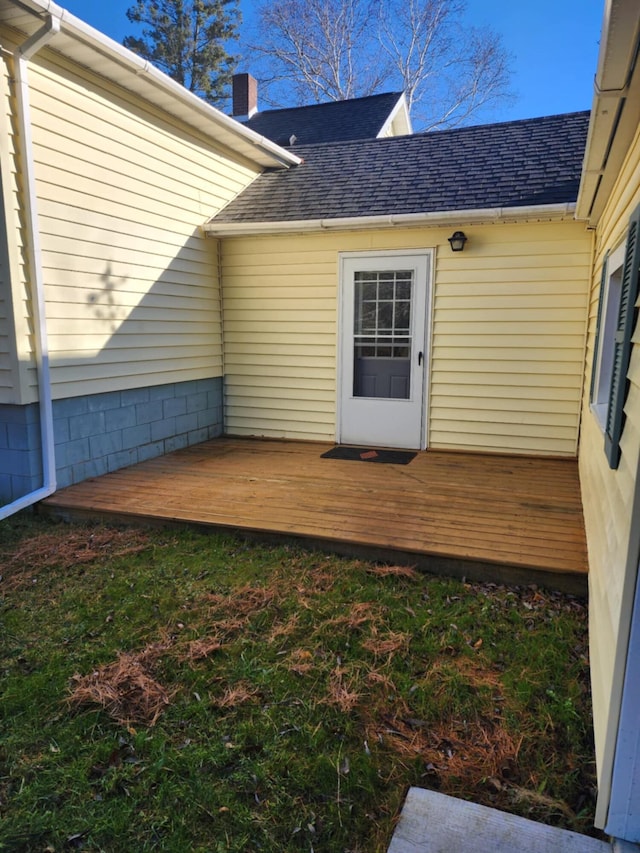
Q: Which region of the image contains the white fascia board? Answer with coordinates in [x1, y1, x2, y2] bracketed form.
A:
[377, 93, 413, 138]
[576, 0, 640, 223]
[203, 202, 577, 237]
[0, 0, 300, 170]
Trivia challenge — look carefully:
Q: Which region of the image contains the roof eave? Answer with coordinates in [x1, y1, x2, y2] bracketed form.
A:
[576, 0, 640, 225]
[203, 203, 577, 237]
[377, 93, 413, 138]
[0, 0, 300, 170]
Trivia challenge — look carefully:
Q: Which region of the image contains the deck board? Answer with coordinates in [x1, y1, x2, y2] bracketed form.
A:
[41, 438, 589, 593]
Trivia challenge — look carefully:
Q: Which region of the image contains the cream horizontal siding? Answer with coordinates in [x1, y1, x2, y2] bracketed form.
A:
[0, 30, 36, 404]
[578, 121, 640, 798]
[0, 297, 12, 394]
[10, 42, 261, 401]
[430, 223, 590, 455]
[222, 221, 591, 451]
[223, 233, 338, 440]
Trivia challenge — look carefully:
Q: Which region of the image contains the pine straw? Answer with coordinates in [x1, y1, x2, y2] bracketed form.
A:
[287, 648, 316, 676]
[1, 526, 151, 591]
[68, 583, 287, 725]
[182, 583, 286, 662]
[68, 650, 172, 727]
[294, 562, 339, 597]
[212, 682, 260, 709]
[365, 668, 398, 693]
[205, 584, 280, 620]
[366, 714, 520, 785]
[268, 613, 301, 644]
[361, 630, 411, 660]
[184, 635, 225, 663]
[426, 656, 504, 692]
[325, 666, 362, 712]
[365, 564, 420, 580]
[510, 785, 578, 822]
[323, 601, 382, 631]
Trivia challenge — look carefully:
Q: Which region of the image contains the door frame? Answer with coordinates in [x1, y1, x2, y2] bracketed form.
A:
[336, 248, 434, 450]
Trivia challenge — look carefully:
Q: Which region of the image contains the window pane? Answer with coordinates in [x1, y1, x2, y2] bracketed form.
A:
[379, 281, 394, 300]
[378, 302, 393, 330]
[395, 301, 410, 330]
[361, 282, 377, 301]
[396, 277, 411, 299]
[361, 304, 377, 331]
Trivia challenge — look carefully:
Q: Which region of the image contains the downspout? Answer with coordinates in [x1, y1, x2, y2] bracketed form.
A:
[0, 15, 61, 520]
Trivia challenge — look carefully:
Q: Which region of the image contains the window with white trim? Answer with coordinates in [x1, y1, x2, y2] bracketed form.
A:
[591, 203, 640, 469]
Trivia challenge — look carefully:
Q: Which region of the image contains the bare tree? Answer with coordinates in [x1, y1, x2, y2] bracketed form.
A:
[246, 0, 513, 130]
[124, 0, 240, 106]
[249, 0, 385, 104]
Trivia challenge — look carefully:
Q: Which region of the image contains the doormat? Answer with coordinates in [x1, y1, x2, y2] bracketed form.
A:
[321, 446, 417, 465]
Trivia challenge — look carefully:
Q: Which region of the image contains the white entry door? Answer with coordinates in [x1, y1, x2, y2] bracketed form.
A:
[338, 251, 431, 449]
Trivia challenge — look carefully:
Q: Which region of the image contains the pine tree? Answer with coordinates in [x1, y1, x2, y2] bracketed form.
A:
[123, 0, 240, 105]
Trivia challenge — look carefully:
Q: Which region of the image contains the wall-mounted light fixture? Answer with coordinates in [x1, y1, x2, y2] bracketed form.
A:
[448, 231, 467, 252]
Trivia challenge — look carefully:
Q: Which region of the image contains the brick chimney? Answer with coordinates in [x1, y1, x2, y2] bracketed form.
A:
[232, 73, 258, 119]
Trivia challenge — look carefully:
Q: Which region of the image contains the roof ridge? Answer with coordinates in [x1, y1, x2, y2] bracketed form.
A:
[247, 91, 404, 119]
[415, 109, 592, 138]
[286, 110, 591, 152]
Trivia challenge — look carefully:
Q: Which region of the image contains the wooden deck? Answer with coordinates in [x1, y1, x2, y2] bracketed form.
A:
[41, 438, 589, 594]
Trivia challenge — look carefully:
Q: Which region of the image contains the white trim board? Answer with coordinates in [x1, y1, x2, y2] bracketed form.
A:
[336, 249, 433, 450]
[606, 561, 640, 841]
[388, 788, 610, 853]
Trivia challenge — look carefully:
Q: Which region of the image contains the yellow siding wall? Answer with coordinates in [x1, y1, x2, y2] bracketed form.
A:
[0, 31, 34, 405]
[0, 30, 260, 403]
[579, 122, 640, 787]
[222, 221, 591, 454]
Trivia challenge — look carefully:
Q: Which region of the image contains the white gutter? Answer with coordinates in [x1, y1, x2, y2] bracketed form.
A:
[576, 0, 640, 223]
[52, 6, 300, 168]
[4, 0, 300, 169]
[0, 14, 60, 520]
[204, 202, 577, 237]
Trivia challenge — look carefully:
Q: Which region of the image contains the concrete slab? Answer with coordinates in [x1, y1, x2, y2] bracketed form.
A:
[388, 788, 611, 853]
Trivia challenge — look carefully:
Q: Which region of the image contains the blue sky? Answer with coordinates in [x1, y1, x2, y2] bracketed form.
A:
[61, 0, 604, 122]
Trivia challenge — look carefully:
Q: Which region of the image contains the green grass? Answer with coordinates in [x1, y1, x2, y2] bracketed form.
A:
[0, 513, 598, 852]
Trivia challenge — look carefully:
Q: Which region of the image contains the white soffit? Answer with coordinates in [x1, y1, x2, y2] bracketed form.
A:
[0, 0, 300, 170]
[577, 0, 640, 224]
[378, 93, 413, 138]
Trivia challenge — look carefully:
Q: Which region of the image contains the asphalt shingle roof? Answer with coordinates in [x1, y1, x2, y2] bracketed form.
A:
[213, 111, 590, 225]
[241, 91, 404, 146]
